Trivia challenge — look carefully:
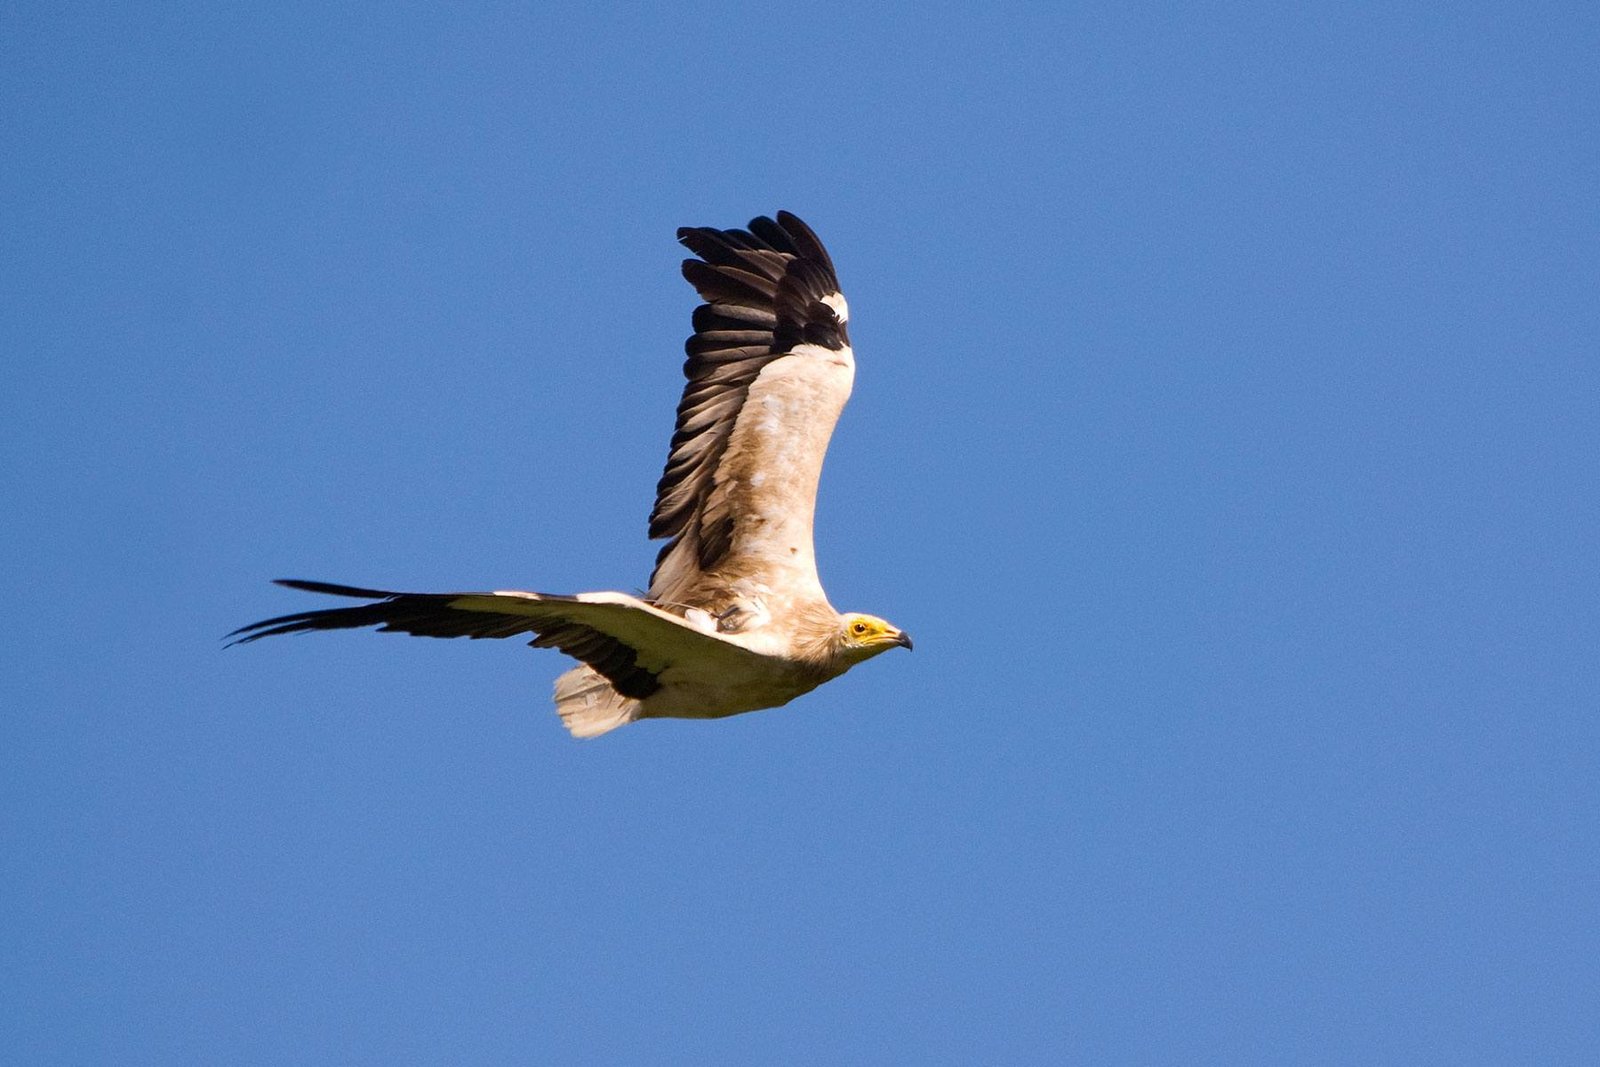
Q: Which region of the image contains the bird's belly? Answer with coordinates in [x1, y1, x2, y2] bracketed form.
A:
[642, 659, 829, 721]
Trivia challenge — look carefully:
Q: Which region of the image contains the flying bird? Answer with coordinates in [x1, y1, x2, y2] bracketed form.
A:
[232, 211, 910, 737]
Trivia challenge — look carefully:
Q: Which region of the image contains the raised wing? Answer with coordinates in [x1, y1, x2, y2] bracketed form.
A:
[649, 211, 855, 609]
[228, 579, 774, 700]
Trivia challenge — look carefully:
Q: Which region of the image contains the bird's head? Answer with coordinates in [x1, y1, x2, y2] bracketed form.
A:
[838, 613, 913, 659]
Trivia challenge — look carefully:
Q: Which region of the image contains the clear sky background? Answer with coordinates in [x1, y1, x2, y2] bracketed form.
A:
[4, 2, 1597, 1063]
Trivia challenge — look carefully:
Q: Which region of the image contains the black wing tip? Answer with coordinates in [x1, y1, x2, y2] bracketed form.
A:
[226, 579, 402, 646]
[677, 212, 839, 308]
[224, 611, 319, 646]
[677, 210, 816, 252]
[754, 212, 833, 269]
[752, 209, 808, 233]
[272, 578, 399, 599]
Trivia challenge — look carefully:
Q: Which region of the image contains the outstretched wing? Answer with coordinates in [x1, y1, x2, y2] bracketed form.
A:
[648, 211, 855, 609]
[229, 579, 774, 700]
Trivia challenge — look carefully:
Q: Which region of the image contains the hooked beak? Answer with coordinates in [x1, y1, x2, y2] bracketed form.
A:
[894, 630, 913, 651]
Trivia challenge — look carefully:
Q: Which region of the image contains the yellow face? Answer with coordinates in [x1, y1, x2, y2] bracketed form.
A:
[841, 613, 913, 655]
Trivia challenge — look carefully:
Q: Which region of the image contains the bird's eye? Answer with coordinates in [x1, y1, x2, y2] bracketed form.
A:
[851, 621, 869, 635]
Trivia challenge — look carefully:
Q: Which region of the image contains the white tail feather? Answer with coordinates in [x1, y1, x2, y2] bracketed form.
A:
[553, 665, 642, 738]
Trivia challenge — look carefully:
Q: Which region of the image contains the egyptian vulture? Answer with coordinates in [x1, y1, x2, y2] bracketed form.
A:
[233, 211, 910, 737]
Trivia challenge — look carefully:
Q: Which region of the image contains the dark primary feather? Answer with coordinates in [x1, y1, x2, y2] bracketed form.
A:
[228, 580, 661, 698]
[650, 211, 850, 585]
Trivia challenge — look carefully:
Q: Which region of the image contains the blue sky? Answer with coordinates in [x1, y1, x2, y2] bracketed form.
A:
[4, 2, 1597, 1062]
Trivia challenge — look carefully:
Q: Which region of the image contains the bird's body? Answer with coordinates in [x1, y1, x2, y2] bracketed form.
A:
[233, 212, 909, 737]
